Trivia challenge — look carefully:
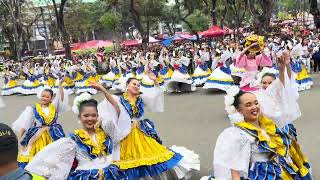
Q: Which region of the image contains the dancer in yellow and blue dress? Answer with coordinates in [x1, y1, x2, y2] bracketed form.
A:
[96, 72, 200, 180]
[159, 48, 173, 84]
[19, 64, 45, 95]
[25, 92, 126, 180]
[75, 62, 99, 94]
[192, 52, 211, 86]
[1, 67, 21, 96]
[201, 52, 312, 180]
[101, 57, 121, 88]
[140, 60, 165, 94]
[290, 43, 313, 91]
[12, 79, 69, 169]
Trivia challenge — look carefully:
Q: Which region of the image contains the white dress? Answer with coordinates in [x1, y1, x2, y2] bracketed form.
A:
[166, 57, 196, 93]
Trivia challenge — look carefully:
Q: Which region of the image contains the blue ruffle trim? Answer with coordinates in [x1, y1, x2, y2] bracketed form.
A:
[249, 161, 282, 180]
[20, 124, 65, 146]
[69, 165, 128, 180]
[220, 66, 231, 74]
[282, 124, 298, 141]
[69, 132, 113, 159]
[139, 119, 162, 144]
[296, 78, 312, 85]
[206, 80, 233, 85]
[18, 162, 28, 169]
[123, 152, 182, 179]
[136, 66, 144, 74]
[159, 67, 169, 75]
[20, 84, 44, 90]
[178, 66, 188, 74]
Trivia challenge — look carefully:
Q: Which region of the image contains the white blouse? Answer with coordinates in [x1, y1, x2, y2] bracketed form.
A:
[25, 137, 113, 180]
[12, 91, 70, 134]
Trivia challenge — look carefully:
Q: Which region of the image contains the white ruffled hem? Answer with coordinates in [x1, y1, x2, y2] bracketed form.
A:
[203, 83, 234, 92]
[193, 77, 208, 86]
[75, 87, 97, 94]
[297, 81, 313, 91]
[1, 86, 20, 95]
[18, 86, 45, 95]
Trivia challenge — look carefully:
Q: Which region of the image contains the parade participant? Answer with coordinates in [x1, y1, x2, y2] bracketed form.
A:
[290, 44, 313, 91]
[96, 74, 200, 179]
[12, 79, 69, 168]
[192, 50, 211, 86]
[236, 35, 272, 91]
[0, 123, 45, 180]
[140, 60, 165, 94]
[111, 60, 135, 92]
[158, 48, 173, 83]
[134, 52, 146, 81]
[25, 93, 126, 180]
[202, 53, 312, 180]
[1, 67, 20, 96]
[100, 57, 121, 88]
[167, 51, 196, 93]
[75, 62, 98, 94]
[19, 63, 45, 95]
[203, 50, 235, 91]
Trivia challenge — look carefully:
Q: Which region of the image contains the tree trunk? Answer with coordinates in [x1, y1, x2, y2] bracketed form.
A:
[211, 0, 217, 25]
[310, 0, 320, 28]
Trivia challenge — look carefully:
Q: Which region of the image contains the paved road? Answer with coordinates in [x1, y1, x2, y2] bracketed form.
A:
[1, 74, 319, 179]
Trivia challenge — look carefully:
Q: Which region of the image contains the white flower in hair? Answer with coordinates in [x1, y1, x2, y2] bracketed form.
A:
[72, 93, 92, 114]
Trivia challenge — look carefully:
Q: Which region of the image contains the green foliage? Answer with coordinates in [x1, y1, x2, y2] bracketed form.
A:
[183, 11, 210, 32]
[99, 12, 121, 31]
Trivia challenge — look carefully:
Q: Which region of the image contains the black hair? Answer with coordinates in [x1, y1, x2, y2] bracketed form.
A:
[42, 89, 54, 98]
[262, 73, 276, 81]
[78, 99, 98, 115]
[233, 90, 252, 109]
[126, 77, 138, 85]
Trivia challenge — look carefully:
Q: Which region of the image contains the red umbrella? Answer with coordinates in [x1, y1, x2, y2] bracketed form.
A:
[71, 40, 113, 50]
[201, 25, 225, 38]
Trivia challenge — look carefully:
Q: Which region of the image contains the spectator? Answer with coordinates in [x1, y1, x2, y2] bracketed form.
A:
[312, 46, 320, 73]
[0, 123, 44, 180]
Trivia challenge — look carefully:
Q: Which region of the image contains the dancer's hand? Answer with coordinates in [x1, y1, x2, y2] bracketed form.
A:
[89, 81, 105, 92]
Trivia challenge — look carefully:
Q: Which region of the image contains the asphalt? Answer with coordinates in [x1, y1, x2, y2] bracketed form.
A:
[1, 74, 319, 179]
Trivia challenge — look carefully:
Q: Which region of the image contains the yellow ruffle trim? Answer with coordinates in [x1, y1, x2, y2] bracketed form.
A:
[288, 138, 310, 177]
[35, 103, 56, 125]
[113, 123, 174, 170]
[235, 116, 287, 156]
[74, 128, 108, 157]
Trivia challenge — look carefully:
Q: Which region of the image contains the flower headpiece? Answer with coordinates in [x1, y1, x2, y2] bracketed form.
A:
[224, 86, 244, 124]
[72, 93, 93, 115]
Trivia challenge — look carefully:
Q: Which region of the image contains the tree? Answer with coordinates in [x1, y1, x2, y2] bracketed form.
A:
[52, 0, 71, 58]
[183, 10, 210, 32]
[0, 0, 40, 60]
[310, 0, 320, 28]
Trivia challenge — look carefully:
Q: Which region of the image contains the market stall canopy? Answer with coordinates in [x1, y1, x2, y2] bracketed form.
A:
[138, 36, 160, 43]
[200, 25, 225, 38]
[71, 40, 112, 50]
[121, 39, 141, 47]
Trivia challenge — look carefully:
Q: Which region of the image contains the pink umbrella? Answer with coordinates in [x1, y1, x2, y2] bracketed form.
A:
[201, 25, 225, 38]
[121, 39, 141, 47]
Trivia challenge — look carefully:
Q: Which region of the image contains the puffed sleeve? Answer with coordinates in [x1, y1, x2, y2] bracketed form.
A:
[98, 95, 131, 142]
[213, 127, 253, 180]
[52, 90, 70, 113]
[25, 138, 77, 180]
[235, 54, 247, 69]
[12, 106, 34, 134]
[256, 53, 272, 67]
[140, 86, 164, 112]
[258, 68, 301, 128]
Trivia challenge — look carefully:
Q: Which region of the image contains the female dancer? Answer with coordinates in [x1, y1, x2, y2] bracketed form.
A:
[202, 52, 312, 180]
[25, 92, 126, 179]
[94, 71, 200, 179]
[1, 67, 20, 95]
[12, 79, 69, 168]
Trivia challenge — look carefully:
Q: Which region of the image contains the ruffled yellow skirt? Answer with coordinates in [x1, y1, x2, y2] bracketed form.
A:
[114, 122, 175, 170]
[18, 129, 53, 164]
